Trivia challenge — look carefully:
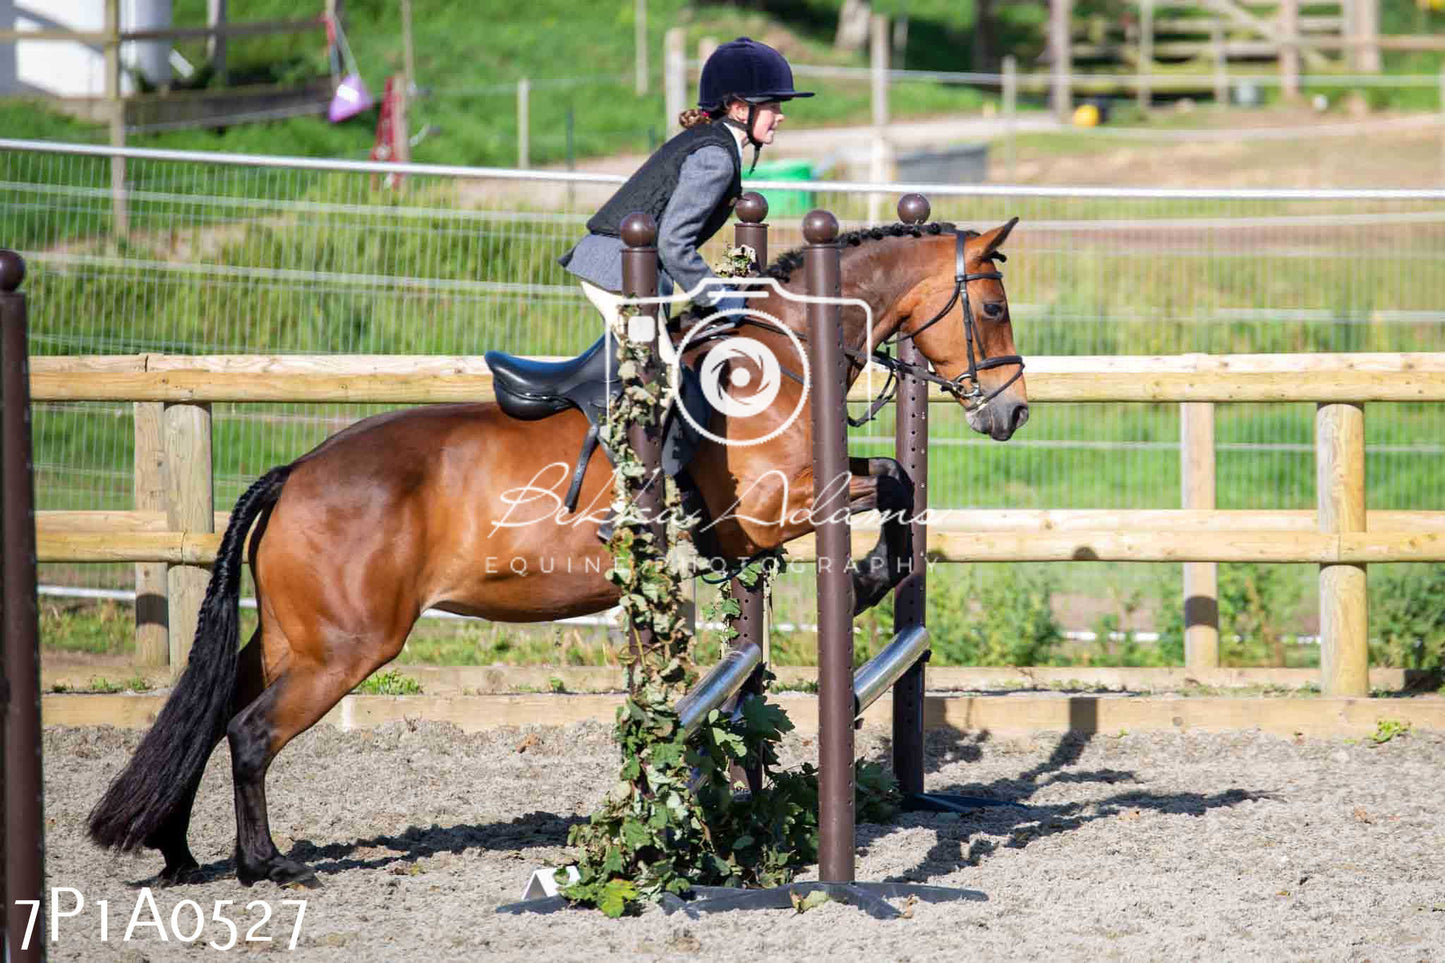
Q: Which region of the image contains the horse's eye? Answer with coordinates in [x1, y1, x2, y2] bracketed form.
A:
[983, 302, 1004, 318]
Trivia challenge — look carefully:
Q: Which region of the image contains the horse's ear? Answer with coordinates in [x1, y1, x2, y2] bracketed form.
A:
[974, 216, 1019, 262]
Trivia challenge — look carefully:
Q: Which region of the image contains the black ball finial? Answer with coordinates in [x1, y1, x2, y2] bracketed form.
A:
[619, 212, 658, 248]
[736, 192, 768, 224]
[898, 193, 931, 225]
[802, 209, 839, 245]
[0, 250, 25, 293]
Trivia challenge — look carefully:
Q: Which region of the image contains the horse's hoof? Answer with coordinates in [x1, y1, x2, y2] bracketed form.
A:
[268, 858, 322, 889]
[158, 858, 201, 886]
[236, 856, 320, 889]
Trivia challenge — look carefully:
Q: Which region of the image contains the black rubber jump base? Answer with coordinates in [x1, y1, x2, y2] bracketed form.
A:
[902, 791, 1028, 814]
[497, 881, 986, 920]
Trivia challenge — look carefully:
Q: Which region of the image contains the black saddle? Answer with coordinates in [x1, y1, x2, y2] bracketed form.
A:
[485, 334, 714, 536]
[486, 334, 619, 423]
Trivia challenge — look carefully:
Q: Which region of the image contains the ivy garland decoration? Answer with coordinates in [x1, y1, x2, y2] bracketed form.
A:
[559, 248, 899, 917]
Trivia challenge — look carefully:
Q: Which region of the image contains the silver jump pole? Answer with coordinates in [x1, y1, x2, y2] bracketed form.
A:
[852, 625, 930, 719]
[676, 641, 764, 735]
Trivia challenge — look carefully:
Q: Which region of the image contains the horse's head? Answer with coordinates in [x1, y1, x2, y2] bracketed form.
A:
[898, 218, 1028, 441]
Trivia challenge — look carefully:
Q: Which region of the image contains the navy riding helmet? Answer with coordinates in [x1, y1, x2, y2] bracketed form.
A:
[697, 37, 814, 111]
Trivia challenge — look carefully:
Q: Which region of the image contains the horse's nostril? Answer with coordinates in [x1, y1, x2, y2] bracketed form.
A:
[1011, 404, 1030, 431]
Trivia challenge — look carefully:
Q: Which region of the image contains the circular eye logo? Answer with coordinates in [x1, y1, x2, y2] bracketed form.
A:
[669, 307, 810, 448]
[699, 338, 781, 418]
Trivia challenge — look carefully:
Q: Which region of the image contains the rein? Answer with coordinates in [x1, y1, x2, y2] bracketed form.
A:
[685, 231, 1024, 427]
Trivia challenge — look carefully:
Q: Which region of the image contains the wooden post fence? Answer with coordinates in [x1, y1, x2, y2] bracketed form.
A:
[664, 27, 685, 139]
[1181, 401, 1219, 669]
[1280, 0, 1301, 102]
[134, 402, 168, 666]
[163, 402, 214, 671]
[1137, 0, 1153, 110]
[19, 352, 1444, 694]
[517, 78, 530, 170]
[1050, 0, 1073, 122]
[1317, 402, 1368, 697]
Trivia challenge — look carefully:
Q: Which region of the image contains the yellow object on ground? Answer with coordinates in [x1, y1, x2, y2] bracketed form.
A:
[1073, 103, 1100, 127]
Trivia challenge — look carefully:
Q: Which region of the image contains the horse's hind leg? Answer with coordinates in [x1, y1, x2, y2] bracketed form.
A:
[847, 456, 915, 615]
[149, 632, 268, 884]
[227, 618, 408, 887]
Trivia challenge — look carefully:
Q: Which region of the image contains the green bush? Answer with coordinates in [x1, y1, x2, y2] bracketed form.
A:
[927, 565, 1065, 666]
[1215, 563, 1303, 667]
[1370, 564, 1445, 671]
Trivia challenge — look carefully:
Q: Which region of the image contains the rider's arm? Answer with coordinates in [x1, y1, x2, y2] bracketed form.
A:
[656, 144, 735, 300]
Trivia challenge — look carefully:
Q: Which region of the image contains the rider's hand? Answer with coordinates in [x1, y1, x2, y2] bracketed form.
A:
[703, 287, 749, 319]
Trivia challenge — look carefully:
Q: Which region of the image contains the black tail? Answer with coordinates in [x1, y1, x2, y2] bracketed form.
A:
[88, 465, 293, 851]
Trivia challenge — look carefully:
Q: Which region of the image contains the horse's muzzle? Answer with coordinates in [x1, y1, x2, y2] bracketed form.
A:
[977, 398, 1029, 441]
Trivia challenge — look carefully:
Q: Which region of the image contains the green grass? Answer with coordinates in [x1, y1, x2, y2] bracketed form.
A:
[353, 670, 423, 695]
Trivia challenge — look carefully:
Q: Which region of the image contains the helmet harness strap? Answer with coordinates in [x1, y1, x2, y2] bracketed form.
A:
[721, 104, 763, 174]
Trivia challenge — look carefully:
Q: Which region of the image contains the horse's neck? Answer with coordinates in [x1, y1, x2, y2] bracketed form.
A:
[836, 240, 927, 354]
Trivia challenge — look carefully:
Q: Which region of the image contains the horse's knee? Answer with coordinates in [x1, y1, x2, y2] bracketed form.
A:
[867, 458, 914, 510]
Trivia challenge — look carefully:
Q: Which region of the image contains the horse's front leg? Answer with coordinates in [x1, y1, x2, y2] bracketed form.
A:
[846, 456, 915, 615]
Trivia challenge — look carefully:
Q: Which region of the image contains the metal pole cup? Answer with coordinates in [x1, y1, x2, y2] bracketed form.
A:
[1, 249, 46, 962]
[618, 213, 664, 672]
[802, 210, 855, 884]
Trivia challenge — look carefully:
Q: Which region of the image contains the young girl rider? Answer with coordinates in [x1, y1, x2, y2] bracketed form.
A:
[559, 37, 812, 329]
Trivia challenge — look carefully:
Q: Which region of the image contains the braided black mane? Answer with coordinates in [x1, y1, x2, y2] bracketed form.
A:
[763, 221, 972, 283]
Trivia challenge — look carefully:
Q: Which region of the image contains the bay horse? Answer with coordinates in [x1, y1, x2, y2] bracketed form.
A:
[88, 218, 1028, 887]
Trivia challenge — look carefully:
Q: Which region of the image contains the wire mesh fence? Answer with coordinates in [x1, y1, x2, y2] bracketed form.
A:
[3, 139, 1443, 611]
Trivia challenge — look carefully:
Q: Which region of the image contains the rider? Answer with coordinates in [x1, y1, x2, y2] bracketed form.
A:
[558, 37, 813, 331]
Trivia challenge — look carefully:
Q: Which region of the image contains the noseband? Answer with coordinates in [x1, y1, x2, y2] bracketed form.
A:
[890, 231, 1024, 411]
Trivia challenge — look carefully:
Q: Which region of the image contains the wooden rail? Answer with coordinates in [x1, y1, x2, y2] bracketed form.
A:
[35, 351, 1445, 697]
[30, 352, 1445, 405]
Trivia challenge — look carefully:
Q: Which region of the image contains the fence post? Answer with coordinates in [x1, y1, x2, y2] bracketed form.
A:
[1317, 402, 1368, 697]
[1181, 401, 1219, 669]
[1049, 0, 1073, 122]
[634, 0, 648, 94]
[1003, 55, 1017, 181]
[664, 27, 685, 138]
[1353, 0, 1380, 73]
[134, 402, 169, 666]
[869, 14, 891, 225]
[1, 250, 46, 963]
[164, 402, 214, 672]
[517, 78, 530, 170]
[105, 0, 129, 238]
[1279, 0, 1301, 102]
[1137, 0, 1153, 111]
[207, 0, 228, 84]
[804, 209, 853, 884]
[1212, 22, 1228, 106]
[698, 36, 718, 71]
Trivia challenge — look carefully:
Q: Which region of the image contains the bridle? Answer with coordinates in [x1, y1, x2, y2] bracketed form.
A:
[880, 231, 1023, 410]
[684, 230, 1024, 427]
